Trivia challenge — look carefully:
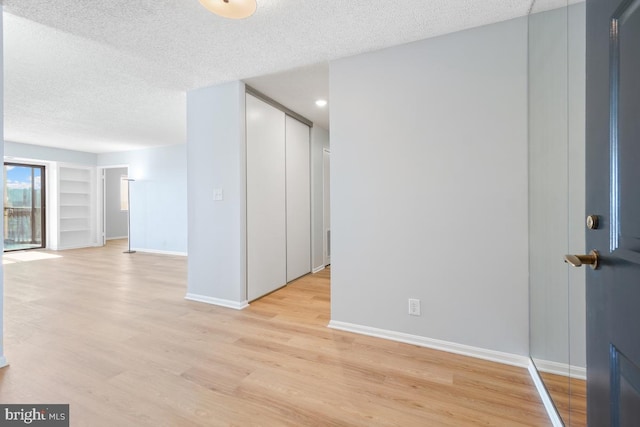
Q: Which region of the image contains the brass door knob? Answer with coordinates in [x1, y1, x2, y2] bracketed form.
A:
[564, 250, 600, 270]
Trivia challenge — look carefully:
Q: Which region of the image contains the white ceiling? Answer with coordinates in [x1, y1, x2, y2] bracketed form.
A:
[244, 62, 330, 129]
[3, 0, 576, 154]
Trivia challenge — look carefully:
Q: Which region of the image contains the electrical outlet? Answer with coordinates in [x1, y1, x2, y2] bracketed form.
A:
[408, 298, 421, 316]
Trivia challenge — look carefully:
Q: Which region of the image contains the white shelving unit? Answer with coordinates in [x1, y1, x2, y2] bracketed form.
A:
[53, 165, 97, 250]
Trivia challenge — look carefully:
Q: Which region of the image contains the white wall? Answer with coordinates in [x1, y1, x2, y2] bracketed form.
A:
[105, 167, 128, 239]
[5, 141, 101, 251]
[4, 142, 186, 254]
[186, 81, 247, 306]
[98, 145, 187, 254]
[5, 141, 187, 254]
[330, 16, 530, 356]
[5, 141, 96, 165]
[311, 126, 330, 271]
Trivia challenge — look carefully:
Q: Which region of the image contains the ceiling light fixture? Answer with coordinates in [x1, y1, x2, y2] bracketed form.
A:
[315, 99, 328, 107]
[198, 0, 257, 19]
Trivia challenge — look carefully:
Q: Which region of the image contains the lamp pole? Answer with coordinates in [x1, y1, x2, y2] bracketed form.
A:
[124, 178, 136, 254]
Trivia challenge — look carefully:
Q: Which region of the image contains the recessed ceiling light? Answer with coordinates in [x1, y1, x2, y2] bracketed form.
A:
[315, 99, 328, 107]
[198, 0, 257, 20]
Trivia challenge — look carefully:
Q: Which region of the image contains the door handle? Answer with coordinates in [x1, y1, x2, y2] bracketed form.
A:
[564, 250, 600, 270]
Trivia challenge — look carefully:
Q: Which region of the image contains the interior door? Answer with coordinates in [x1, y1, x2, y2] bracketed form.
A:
[285, 116, 311, 282]
[585, 0, 640, 424]
[246, 94, 287, 301]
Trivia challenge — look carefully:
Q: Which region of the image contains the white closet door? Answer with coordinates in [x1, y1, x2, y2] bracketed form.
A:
[286, 116, 311, 282]
[323, 149, 331, 266]
[246, 94, 287, 301]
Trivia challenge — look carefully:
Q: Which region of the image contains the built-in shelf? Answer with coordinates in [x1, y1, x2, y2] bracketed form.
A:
[55, 165, 96, 250]
[60, 178, 90, 183]
[59, 168, 90, 181]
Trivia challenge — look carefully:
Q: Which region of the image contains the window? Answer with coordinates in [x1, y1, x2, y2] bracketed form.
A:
[120, 176, 129, 211]
[4, 163, 46, 251]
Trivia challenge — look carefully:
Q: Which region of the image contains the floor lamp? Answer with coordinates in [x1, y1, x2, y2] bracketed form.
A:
[124, 178, 136, 254]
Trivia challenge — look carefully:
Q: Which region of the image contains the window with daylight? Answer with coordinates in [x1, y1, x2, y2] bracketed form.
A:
[3, 163, 46, 251]
[120, 176, 129, 211]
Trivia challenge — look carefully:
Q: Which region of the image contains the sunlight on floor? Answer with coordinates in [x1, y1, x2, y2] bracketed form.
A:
[3, 251, 63, 263]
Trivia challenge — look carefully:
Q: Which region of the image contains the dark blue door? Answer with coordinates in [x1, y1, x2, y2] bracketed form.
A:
[586, 0, 640, 425]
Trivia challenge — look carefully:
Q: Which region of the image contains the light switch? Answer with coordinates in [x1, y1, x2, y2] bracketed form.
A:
[213, 188, 223, 201]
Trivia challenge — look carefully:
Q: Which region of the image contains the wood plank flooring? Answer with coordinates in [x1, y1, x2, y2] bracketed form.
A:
[540, 372, 587, 427]
[0, 240, 550, 426]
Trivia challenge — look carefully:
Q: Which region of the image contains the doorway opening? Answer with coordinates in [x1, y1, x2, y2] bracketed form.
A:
[3, 163, 46, 251]
[102, 166, 129, 247]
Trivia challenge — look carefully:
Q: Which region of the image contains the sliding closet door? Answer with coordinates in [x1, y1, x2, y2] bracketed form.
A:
[246, 94, 287, 301]
[285, 116, 311, 281]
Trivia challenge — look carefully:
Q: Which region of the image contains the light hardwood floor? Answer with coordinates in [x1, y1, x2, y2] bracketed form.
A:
[540, 372, 587, 427]
[0, 240, 550, 426]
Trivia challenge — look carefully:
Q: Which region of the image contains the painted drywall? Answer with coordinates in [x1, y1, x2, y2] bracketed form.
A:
[529, 3, 586, 372]
[567, 3, 586, 371]
[4, 141, 98, 251]
[528, 5, 570, 370]
[330, 16, 529, 355]
[311, 125, 330, 271]
[0, 12, 6, 368]
[104, 167, 128, 239]
[186, 81, 247, 304]
[98, 145, 187, 254]
[5, 140, 97, 165]
[3, 141, 186, 254]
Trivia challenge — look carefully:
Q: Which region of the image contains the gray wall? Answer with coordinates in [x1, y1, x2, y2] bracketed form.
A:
[330, 16, 530, 355]
[186, 81, 247, 303]
[98, 145, 188, 254]
[104, 167, 128, 239]
[568, 2, 586, 371]
[529, 3, 586, 371]
[311, 125, 330, 271]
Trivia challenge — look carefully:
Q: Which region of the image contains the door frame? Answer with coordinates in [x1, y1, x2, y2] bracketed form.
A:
[323, 148, 330, 266]
[97, 164, 129, 247]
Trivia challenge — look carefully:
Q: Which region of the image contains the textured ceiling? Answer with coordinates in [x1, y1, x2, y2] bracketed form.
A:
[3, 0, 578, 153]
[244, 62, 330, 130]
[4, 14, 185, 153]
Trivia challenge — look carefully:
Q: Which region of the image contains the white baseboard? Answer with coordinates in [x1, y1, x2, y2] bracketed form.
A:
[0, 356, 7, 369]
[327, 320, 529, 368]
[185, 293, 248, 310]
[106, 236, 128, 241]
[312, 265, 325, 273]
[132, 248, 187, 257]
[533, 358, 587, 380]
[528, 359, 563, 427]
[53, 243, 101, 251]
